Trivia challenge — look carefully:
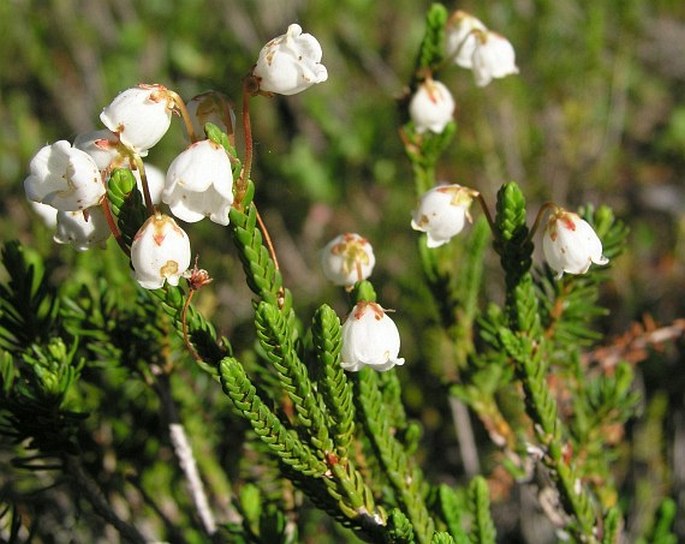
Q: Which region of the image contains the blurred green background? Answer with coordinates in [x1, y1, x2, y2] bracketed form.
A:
[1, 0, 685, 541]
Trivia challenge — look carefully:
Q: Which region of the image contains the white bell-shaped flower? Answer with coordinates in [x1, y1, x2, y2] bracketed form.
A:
[253, 23, 328, 96]
[54, 207, 111, 251]
[73, 129, 125, 171]
[24, 140, 105, 212]
[471, 31, 519, 87]
[320, 233, 375, 287]
[162, 139, 234, 226]
[411, 184, 479, 248]
[542, 208, 609, 279]
[446, 10, 487, 69]
[29, 201, 58, 229]
[186, 91, 236, 138]
[133, 163, 165, 205]
[340, 302, 405, 372]
[100, 84, 174, 156]
[130, 213, 191, 290]
[409, 79, 455, 134]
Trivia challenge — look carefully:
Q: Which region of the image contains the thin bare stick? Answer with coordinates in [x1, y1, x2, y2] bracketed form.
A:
[156, 375, 217, 536]
[449, 396, 481, 478]
[169, 423, 217, 535]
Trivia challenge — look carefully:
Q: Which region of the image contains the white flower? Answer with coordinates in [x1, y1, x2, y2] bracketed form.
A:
[340, 302, 405, 372]
[253, 23, 328, 96]
[411, 184, 479, 248]
[186, 91, 236, 138]
[29, 201, 58, 229]
[471, 31, 519, 87]
[446, 10, 518, 87]
[73, 129, 125, 171]
[409, 79, 455, 134]
[130, 213, 191, 290]
[162, 140, 234, 226]
[100, 84, 174, 156]
[542, 208, 609, 279]
[24, 140, 105, 211]
[133, 163, 165, 205]
[446, 10, 487, 69]
[320, 233, 375, 287]
[54, 207, 111, 251]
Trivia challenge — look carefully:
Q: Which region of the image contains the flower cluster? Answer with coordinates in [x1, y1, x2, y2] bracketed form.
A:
[24, 22, 329, 292]
[409, 183, 609, 278]
[318, 234, 405, 372]
[446, 10, 519, 87]
[408, 10, 518, 135]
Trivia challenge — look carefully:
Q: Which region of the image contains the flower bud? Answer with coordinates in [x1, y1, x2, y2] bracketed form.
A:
[54, 207, 111, 251]
[542, 208, 609, 278]
[100, 84, 174, 156]
[320, 233, 375, 287]
[340, 302, 405, 372]
[411, 184, 478, 247]
[253, 24, 328, 95]
[24, 140, 105, 212]
[130, 214, 191, 290]
[471, 31, 519, 87]
[409, 79, 455, 134]
[162, 140, 234, 225]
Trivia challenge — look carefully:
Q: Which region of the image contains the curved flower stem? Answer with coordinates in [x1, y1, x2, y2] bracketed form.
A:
[237, 79, 257, 205]
[253, 205, 286, 308]
[181, 289, 203, 363]
[169, 90, 199, 143]
[100, 197, 130, 255]
[253, 207, 279, 272]
[524, 201, 557, 246]
[475, 193, 496, 236]
[219, 95, 237, 148]
[129, 154, 155, 215]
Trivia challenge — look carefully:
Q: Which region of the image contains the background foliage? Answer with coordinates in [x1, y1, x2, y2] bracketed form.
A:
[1, 0, 684, 542]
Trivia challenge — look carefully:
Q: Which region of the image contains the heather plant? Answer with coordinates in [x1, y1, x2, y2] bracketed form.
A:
[0, 3, 682, 543]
